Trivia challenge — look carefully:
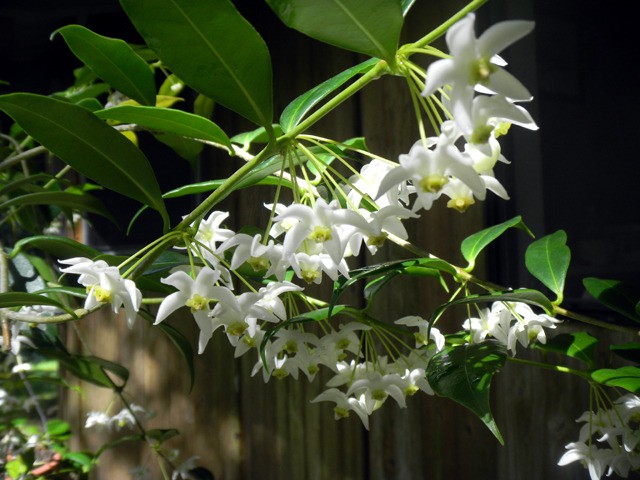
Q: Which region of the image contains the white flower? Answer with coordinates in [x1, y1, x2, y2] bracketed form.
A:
[85, 411, 113, 431]
[194, 210, 235, 250]
[172, 456, 199, 480]
[59, 257, 141, 328]
[311, 388, 370, 429]
[422, 13, 534, 130]
[271, 199, 361, 264]
[558, 441, 609, 480]
[395, 315, 445, 351]
[378, 141, 485, 212]
[155, 267, 228, 326]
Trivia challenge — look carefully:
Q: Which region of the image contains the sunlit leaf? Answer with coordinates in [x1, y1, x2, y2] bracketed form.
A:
[525, 230, 571, 304]
[10, 235, 100, 260]
[94, 105, 232, 150]
[592, 366, 640, 393]
[0, 93, 169, 227]
[427, 341, 506, 444]
[120, 0, 273, 126]
[267, 0, 403, 64]
[54, 24, 156, 106]
[461, 216, 532, 271]
[280, 58, 377, 132]
[534, 332, 597, 367]
[0, 292, 76, 317]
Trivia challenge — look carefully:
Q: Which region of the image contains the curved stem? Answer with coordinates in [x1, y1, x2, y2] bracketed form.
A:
[0, 145, 46, 171]
[409, 0, 490, 50]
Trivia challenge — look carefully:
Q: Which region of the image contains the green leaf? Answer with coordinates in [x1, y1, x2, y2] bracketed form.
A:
[329, 257, 457, 317]
[583, 277, 640, 323]
[94, 105, 232, 150]
[0, 292, 76, 317]
[230, 124, 283, 149]
[534, 332, 598, 367]
[592, 366, 640, 393]
[120, 0, 273, 127]
[0, 93, 169, 227]
[10, 235, 101, 260]
[46, 419, 72, 439]
[610, 343, 640, 364]
[427, 341, 507, 444]
[525, 230, 571, 304]
[53, 25, 156, 106]
[0, 191, 115, 222]
[461, 216, 532, 271]
[0, 173, 52, 197]
[162, 177, 293, 200]
[267, 0, 403, 64]
[280, 58, 377, 132]
[153, 132, 204, 165]
[401, 0, 416, 15]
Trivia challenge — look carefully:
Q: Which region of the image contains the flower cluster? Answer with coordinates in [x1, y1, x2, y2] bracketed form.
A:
[59, 257, 142, 328]
[84, 404, 149, 432]
[559, 394, 640, 479]
[463, 301, 561, 355]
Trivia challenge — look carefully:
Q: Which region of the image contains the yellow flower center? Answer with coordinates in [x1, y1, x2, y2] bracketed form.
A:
[334, 406, 350, 419]
[447, 196, 475, 213]
[470, 124, 495, 144]
[301, 267, 321, 284]
[91, 285, 112, 303]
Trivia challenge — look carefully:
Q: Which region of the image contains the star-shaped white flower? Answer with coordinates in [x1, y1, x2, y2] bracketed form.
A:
[422, 13, 534, 130]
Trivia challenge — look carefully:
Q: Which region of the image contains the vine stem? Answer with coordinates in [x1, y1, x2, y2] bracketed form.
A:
[0, 145, 46, 171]
[506, 356, 592, 380]
[409, 0, 490, 50]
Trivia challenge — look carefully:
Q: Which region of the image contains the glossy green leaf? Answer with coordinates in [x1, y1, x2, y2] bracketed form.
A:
[0, 173, 52, 197]
[461, 216, 532, 271]
[94, 105, 232, 150]
[0, 93, 169, 227]
[535, 332, 597, 367]
[161, 177, 294, 201]
[525, 230, 571, 304]
[0, 191, 114, 222]
[330, 257, 456, 317]
[610, 343, 640, 364]
[280, 58, 377, 132]
[10, 235, 101, 260]
[583, 277, 640, 323]
[153, 132, 204, 166]
[0, 292, 76, 316]
[120, 0, 273, 127]
[54, 25, 156, 106]
[427, 340, 507, 444]
[592, 366, 640, 393]
[230, 124, 284, 149]
[267, 0, 403, 64]
[401, 0, 416, 15]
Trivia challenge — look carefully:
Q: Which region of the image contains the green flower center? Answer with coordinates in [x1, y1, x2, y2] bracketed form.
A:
[419, 174, 448, 193]
[247, 256, 270, 272]
[470, 124, 495, 144]
[470, 57, 496, 85]
[308, 225, 332, 243]
[226, 321, 248, 337]
[301, 267, 321, 284]
[185, 293, 209, 312]
[366, 233, 388, 248]
[334, 406, 350, 419]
